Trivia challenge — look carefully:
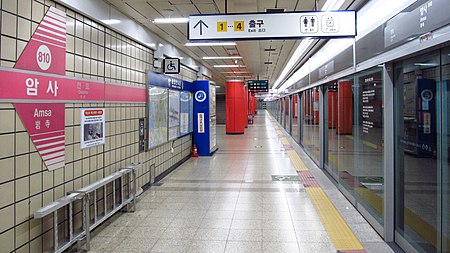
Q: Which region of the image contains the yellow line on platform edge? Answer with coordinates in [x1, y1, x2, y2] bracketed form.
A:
[287, 150, 308, 171]
[306, 187, 365, 251]
[280, 138, 290, 145]
[283, 148, 365, 251]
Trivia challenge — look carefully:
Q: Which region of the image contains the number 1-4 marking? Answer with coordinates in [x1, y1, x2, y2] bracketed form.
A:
[217, 22, 227, 32]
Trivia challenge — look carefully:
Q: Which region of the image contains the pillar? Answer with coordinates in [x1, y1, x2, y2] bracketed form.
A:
[337, 81, 353, 134]
[226, 81, 245, 134]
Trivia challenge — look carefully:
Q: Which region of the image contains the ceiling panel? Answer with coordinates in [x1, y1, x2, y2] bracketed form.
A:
[213, 0, 226, 13]
[196, 3, 218, 14]
[145, 1, 173, 12]
[164, 0, 191, 4]
[126, 1, 163, 19]
[106, 0, 148, 21]
[277, 0, 298, 11]
[257, 0, 276, 12]
[173, 3, 200, 16]
[191, 0, 215, 3]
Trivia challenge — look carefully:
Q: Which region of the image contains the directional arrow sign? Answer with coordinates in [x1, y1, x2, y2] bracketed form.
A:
[188, 11, 356, 41]
[193, 20, 208, 35]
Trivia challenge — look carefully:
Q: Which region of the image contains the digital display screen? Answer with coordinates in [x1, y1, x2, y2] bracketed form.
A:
[248, 80, 269, 92]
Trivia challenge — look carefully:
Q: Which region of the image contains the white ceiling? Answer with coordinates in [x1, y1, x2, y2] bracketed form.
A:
[104, 0, 329, 86]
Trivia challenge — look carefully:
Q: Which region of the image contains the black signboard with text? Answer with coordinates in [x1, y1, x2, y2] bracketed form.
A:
[248, 80, 269, 92]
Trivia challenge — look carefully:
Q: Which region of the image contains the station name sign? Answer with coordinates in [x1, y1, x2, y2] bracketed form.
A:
[188, 11, 356, 41]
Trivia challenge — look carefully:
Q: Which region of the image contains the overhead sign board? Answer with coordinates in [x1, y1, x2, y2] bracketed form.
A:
[248, 80, 269, 92]
[188, 11, 356, 41]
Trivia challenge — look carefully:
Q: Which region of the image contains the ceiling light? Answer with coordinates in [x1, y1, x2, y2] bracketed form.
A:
[153, 18, 189, 24]
[101, 19, 121, 25]
[214, 65, 245, 68]
[414, 63, 438, 67]
[221, 71, 250, 74]
[185, 42, 236, 47]
[202, 56, 242, 60]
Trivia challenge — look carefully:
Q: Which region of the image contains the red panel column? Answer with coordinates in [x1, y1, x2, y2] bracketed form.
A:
[244, 85, 249, 128]
[313, 89, 319, 125]
[328, 91, 338, 128]
[292, 95, 297, 118]
[338, 81, 353, 134]
[226, 81, 245, 134]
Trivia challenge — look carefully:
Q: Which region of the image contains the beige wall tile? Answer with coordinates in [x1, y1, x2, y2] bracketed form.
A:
[66, 52, 74, 71]
[42, 171, 53, 191]
[29, 173, 41, 196]
[74, 160, 81, 177]
[82, 157, 89, 174]
[17, 39, 27, 58]
[15, 221, 29, 247]
[0, 181, 14, 208]
[30, 152, 42, 174]
[15, 199, 29, 225]
[30, 237, 42, 253]
[74, 53, 82, 72]
[31, 1, 44, 22]
[1, 12, 17, 37]
[42, 189, 53, 207]
[17, 17, 31, 41]
[0, 110, 14, 134]
[64, 181, 73, 192]
[17, 1, 32, 18]
[54, 185, 64, 199]
[65, 107, 74, 126]
[16, 154, 29, 178]
[0, 228, 14, 252]
[73, 142, 81, 160]
[65, 144, 73, 162]
[15, 176, 29, 201]
[16, 243, 29, 253]
[54, 168, 64, 185]
[0, 205, 14, 233]
[15, 132, 30, 155]
[82, 175, 89, 187]
[0, 157, 14, 183]
[73, 177, 81, 189]
[83, 57, 90, 74]
[0, 36, 16, 61]
[3, 0, 17, 12]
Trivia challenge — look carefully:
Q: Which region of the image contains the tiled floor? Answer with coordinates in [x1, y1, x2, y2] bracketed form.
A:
[89, 111, 394, 253]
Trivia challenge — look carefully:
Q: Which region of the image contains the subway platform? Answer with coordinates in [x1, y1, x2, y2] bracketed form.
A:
[89, 111, 395, 253]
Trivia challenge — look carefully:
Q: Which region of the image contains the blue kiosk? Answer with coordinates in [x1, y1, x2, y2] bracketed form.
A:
[192, 80, 218, 156]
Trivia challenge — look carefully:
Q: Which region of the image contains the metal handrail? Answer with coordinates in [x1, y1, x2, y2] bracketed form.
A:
[33, 162, 141, 253]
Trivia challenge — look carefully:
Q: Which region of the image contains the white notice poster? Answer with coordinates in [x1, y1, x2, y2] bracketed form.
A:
[81, 108, 105, 149]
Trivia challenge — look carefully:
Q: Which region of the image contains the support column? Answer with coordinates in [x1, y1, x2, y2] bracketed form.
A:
[244, 85, 249, 128]
[226, 81, 245, 134]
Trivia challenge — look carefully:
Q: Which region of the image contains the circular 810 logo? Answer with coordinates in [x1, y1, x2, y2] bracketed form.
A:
[36, 45, 52, 71]
[195, 90, 207, 102]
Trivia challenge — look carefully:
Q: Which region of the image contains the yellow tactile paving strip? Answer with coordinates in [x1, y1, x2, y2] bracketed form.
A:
[306, 187, 365, 251]
[273, 120, 365, 252]
[287, 150, 308, 172]
[280, 138, 290, 145]
[276, 130, 283, 135]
